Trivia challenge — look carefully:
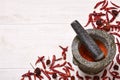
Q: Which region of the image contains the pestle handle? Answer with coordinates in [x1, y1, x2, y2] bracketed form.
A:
[71, 20, 104, 61]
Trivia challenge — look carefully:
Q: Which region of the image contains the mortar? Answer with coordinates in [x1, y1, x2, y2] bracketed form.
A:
[72, 29, 116, 74]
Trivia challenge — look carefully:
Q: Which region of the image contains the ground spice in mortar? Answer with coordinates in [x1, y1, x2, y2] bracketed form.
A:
[79, 39, 108, 61]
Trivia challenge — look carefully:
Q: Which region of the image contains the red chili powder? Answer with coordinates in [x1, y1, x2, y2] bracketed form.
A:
[79, 40, 108, 62]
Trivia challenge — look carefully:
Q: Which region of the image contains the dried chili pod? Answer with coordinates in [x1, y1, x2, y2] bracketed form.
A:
[101, 69, 107, 78]
[110, 32, 120, 37]
[110, 1, 120, 8]
[41, 69, 51, 80]
[100, 1, 108, 10]
[35, 56, 44, 65]
[85, 76, 92, 80]
[50, 55, 56, 69]
[94, 0, 104, 9]
[102, 77, 111, 80]
[116, 54, 120, 65]
[109, 61, 114, 70]
[76, 71, 83, 80]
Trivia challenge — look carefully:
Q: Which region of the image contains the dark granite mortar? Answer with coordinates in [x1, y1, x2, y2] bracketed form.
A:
[72, 29, 116, 74]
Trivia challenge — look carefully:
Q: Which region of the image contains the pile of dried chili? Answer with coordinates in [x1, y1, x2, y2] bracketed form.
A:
[21, 0, 120, 80]
[21, 46, 75, 80]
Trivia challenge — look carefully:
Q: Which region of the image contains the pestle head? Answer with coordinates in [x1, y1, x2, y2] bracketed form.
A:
[71, 20, 105, 61]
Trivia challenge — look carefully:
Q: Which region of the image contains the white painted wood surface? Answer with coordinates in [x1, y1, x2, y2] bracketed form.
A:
[0, 0, 120, 80]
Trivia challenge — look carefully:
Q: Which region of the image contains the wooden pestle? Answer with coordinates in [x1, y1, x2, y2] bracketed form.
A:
[71, 20, 105, 61]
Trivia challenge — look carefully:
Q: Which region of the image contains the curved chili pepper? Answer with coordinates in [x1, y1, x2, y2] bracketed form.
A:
[34, 75, 43, 80]
[94, 0, 105, 9]
[105, 7, 117, 11]
[65, 66, 74, 71]
[116, 38, 120, 53]
[109, 61, 114, 70]
[52, 61, 66, 68]
[116, 54, 120, 65]
[45, 70, 55, 75]
[85, 76, 92, 80]
[41, 69, 51, 80]
[110, 32, 120, 37]
[76, 71, 83, 80]
[55, 57, 62, 61]
[101, 69, 107, 78]
[62, 67, 71, 77]
[51, 68, 65, 76]
[85, 14, 93, 27]
[100, 1, 108, 10]
[110, 1, 120, 8]
[102, 77, 111, 80]
[50, 55, 56, 69]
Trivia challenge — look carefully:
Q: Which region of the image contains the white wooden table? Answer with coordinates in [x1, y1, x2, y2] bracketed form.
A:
[0, 0, 119, 80]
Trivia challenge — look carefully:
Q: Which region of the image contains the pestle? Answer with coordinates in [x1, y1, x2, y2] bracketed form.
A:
[71, 20, 105, 61]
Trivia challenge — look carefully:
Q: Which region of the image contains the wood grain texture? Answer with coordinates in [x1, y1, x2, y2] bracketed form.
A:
[0, 0, 119, 80]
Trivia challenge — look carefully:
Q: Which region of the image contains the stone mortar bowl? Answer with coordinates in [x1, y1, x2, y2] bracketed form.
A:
[72, 29, 116, 75]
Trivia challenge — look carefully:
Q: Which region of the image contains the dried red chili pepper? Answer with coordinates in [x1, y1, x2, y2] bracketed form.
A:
[41, 61, 46, 69]
[65, 66, 74, 71]
[110, 25, 120, 31]
[116, 54, 120, 65]
[50, 55, 56, 69]
[41, 69, 51, 80]
[116, 38, 120, 53]
[110, 1, 120, 8]
[102, 77, 111, 80]
[101, 69, 107, 78]
[110, 71, 120, 79]
[100, 1, 108, 10]
[76, 71, 83, 80]
[110, 32, 120, 37]
[94, 0, 105, 9]
[55, 57, 62, 61]
[62, 67, 71, 77]
[45, 70, 55, 75]
[21, 70, 34, 80]
[84, 14, 93, 27]
[67, 62, 72, 68]
[59, 46, 68, 60]
[35, 56, 44, 65]
[109, 10, 119, 23]
[52, 61, 66, 68]
[109, 61, 114, 70]
[51, 68, 66, 76]
[34, 75, 43, 80]
[104, 7, 117, 11]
